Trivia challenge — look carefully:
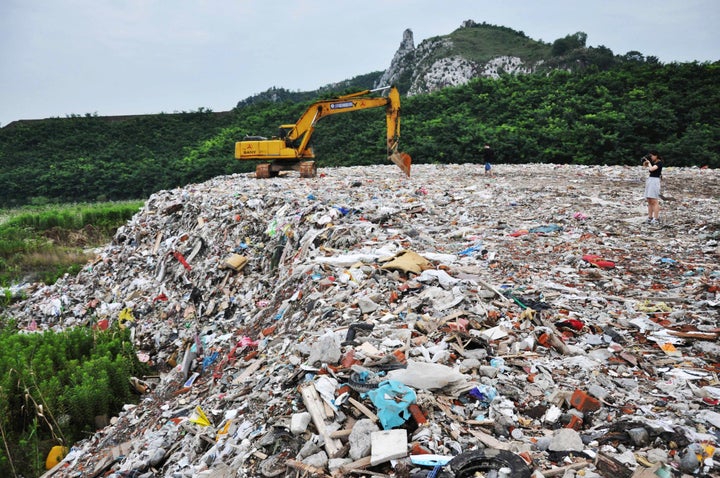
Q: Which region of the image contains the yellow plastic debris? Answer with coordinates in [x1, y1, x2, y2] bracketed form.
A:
[519, 308, 535, 321]
[216, 419, 233, 442]
[660, 342, 682, 357]
[636, 301, 672, 313]
[189, 405, 211, 427]
[45, 445, 68, 470]
[702, 443, 715, 459]
[118, 307, 136, 329]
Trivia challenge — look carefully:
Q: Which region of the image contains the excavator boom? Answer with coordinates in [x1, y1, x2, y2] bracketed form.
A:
[235, 86, 411, 178]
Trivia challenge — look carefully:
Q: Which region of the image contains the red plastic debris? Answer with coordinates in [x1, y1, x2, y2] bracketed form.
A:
[555, 319, 585, 331]
[172, 251, 192, 271]
[582, 254, 615, 269]
[565, 415, 583, 430]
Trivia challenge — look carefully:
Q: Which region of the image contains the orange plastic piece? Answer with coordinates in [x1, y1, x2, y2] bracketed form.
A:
[410, 442, 432, 455]
[537, 332, 552, 348]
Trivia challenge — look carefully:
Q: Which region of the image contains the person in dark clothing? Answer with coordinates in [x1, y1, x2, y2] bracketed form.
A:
[483, 144, 495, 176]
[642, 150, 663, 224]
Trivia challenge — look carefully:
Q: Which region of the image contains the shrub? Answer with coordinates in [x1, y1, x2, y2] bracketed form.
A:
[0, 324, 149, 475]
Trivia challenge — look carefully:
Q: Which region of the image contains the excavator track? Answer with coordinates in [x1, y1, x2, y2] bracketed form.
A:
[255, 161, 317, 178]
[255, 163, 272, 179]
[299, 161, 317, 178]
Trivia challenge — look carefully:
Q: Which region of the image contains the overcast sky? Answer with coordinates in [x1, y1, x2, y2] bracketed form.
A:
[1, 0, 718, 126]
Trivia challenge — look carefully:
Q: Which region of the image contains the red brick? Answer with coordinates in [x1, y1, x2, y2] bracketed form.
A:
[570, 389, 601, 413]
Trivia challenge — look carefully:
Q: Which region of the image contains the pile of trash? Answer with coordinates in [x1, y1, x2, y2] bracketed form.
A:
[10, 163, 720, 477]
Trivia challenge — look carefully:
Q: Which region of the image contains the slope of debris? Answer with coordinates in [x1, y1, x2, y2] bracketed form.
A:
[12, 163, 720, 478]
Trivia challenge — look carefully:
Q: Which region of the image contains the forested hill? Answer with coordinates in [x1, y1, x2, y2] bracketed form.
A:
[0, 25, 718, 207]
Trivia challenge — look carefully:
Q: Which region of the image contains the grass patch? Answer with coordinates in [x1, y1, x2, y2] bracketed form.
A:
[0, 201, 144, 288]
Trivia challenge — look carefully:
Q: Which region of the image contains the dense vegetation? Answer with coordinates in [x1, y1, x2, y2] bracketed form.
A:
[403, 61, 720, 166]
[0, 324, 148, 476]
[0, 201, 143, 288]
[0, 110, 238, 206]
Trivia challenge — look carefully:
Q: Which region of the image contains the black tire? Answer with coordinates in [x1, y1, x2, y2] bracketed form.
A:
[445, 449, 532, 478]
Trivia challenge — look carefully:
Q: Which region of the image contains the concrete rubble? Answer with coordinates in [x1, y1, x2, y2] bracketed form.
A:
[8, 162, 720, 477]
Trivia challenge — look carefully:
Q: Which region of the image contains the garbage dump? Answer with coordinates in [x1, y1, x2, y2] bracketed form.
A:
[8, 162, 720, 478]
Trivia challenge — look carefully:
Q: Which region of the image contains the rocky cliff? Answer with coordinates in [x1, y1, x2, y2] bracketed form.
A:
[377, 20, 547, 95]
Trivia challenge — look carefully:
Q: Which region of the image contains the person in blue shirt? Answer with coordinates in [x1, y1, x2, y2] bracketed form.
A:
[483, 144, 495, 177]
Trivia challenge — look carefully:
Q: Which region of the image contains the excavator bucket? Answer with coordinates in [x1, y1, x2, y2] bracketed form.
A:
[389, 151, 412, 177]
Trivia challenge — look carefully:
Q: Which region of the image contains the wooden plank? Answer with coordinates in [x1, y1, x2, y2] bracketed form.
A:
[347, 396, 379, 423]
[300, 383, 344, 458]
[668, 330, 718, 340]
[339, 456, 372, 473]
[330, 428, 353, 439]
[595, 452, 633, 478]
[231, 358, 264, 385]
[286, 458, 331, 477]
[153, 231, 163, 255]
[466, 428, 510, 451]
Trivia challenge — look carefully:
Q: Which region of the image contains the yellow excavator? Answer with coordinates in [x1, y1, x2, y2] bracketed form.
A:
[234, 85, 412, 178]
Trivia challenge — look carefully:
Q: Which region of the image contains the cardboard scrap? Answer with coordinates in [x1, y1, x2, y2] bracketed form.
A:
[219, 253, 248, 271]
[380, 250, 432, 274]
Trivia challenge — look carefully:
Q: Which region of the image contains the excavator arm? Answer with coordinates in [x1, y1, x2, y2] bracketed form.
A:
[235, 86, 411, 178]
[384, 86, 412, 177]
